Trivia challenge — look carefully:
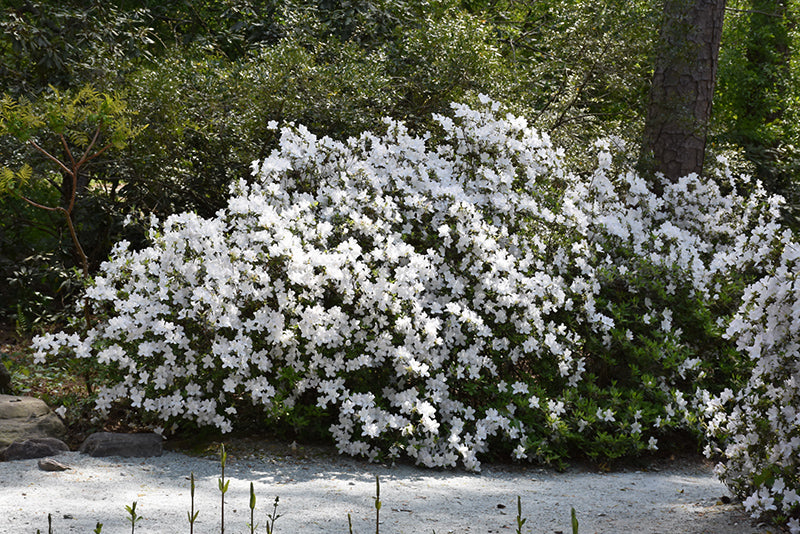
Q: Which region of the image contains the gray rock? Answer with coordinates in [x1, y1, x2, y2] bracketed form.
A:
[38, 458, 70, 472]
[79, 432, 163, 458]
[0, 395, 66, 448]
[0, 361, 11, 394]
[0, 395, 50, 419]
[1, 437, 69, 461]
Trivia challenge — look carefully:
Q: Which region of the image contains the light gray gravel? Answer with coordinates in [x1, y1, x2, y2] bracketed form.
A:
[0, 441, 772, 534]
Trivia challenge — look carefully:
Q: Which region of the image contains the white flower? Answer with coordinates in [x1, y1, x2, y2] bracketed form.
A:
[28, 96, 800, 484]
[742, 492, 759, 512]
[511, 382, 528, 395]
[759, 487, 777, 512]
[596, 408, 615, 423]
[783, 489, 800, 506]
[548, 400, 565, 418]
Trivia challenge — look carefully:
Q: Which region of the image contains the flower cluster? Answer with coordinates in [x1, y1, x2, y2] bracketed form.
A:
[702, 194, 800, 532]
[32, 97, 798, 530]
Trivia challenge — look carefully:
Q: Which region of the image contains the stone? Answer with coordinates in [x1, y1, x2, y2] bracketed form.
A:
[0, 395, 49, 419]
[79, 432, 163, 458]
[0, 361, 11, 394]
[1, 437, 69, 461]
[0, 395, 66, 448]
[38, 458, 70, 472]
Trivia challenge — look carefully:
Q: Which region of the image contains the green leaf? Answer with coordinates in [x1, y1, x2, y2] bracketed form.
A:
[571, 507, 579, 534]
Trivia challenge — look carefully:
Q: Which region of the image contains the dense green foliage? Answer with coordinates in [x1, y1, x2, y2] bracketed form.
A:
[712, 0, 800, 224]
[1, 0, 541, 326]
[12, 0, 794, 328]
[3, 3, 799, 531]
[34, 102, 753, 469]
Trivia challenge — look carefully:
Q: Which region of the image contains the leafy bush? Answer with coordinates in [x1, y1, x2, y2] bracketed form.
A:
[712, 1, 800, 227]
[110, 7, 513, 219]
[703, 219, 800, 531]
[30, 100, 799, 532]
[0, 1, 154, 95]
[1, 3, 521, 329]
[383, 10, 513, 130]
[461, 0, 660, 163]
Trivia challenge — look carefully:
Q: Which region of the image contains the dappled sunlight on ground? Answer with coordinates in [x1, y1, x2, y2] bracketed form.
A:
[0, 444, 769, 534]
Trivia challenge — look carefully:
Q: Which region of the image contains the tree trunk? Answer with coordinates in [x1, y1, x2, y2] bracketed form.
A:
[640, 0, 727, 183]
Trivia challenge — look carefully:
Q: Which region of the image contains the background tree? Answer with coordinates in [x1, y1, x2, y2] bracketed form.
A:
[463, 0, 660, 162]
[712, 0, 799, 224]
[0, 86, 141, 277]
[640, 0, 727, 183]
[2, 0, 799, 331]
[0, 2, 154, 96]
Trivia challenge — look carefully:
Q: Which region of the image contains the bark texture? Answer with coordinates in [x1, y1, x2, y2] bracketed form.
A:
[641, 0, 727, 182]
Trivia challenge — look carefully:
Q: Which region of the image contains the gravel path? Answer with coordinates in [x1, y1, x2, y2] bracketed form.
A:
[0, 440, 770, 534]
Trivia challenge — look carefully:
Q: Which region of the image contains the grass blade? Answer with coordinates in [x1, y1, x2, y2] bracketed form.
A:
[219, 444, 228, 534]
[124, 501, 142, 534]
[266, 496, 281, 534]
[515, 496, 527, 533]
[374, 475, 381, 534]
[188, 472, 199, 534]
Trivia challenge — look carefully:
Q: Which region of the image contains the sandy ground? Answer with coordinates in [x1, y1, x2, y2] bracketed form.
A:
[0, 440, 776, 534]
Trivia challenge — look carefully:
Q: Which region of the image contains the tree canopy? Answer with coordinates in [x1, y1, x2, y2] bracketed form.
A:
[1, 0, 798, 326]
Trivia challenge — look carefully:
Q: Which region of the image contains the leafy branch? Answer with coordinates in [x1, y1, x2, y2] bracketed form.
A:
[0, 85, 144, 281]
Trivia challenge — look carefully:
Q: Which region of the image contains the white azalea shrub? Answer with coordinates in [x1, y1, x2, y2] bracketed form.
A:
[30, 99, 798, 529]
[704, 222, 800, 532]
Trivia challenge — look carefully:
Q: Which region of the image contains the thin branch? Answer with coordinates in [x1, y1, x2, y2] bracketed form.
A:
[6, 199, 61, 239]
[60, 133, 77, 170]
[77, 125, 103, 167]
[45, 175, 61, 191]
[18, 194, 61, 213]
[67, 169, 78, 215]
[67, 127, 106, 214]
[187, 2, 213, 34]
[28, 139, 74, 178]
[84, 142, 115, 164]
[61, 205, 89, 278]
[725, 7, 782, 17]
[551, 26, 618, 131]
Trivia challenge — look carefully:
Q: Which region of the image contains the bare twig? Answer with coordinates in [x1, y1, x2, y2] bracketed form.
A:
[28, 139, 73, 178]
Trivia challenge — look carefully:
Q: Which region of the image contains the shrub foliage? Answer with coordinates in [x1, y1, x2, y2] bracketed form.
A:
[33, 100, 799, 530]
